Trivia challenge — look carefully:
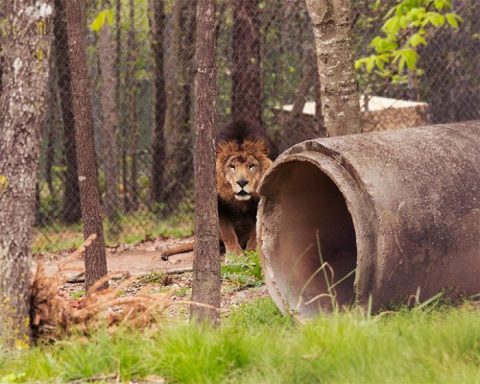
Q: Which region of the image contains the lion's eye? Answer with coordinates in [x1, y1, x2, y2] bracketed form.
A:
[248, 164, 256, 169]
[229, 164, 236, 169]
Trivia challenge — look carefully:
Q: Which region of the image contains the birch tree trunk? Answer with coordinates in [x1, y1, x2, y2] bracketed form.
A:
[65, 0, 108, 290]
[190, 0, 221, 325]
[305, 0, 361, 136]
[0, 0, 53, 347]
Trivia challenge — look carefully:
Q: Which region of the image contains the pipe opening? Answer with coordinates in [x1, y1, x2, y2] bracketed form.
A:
[262, 160, 357, 316]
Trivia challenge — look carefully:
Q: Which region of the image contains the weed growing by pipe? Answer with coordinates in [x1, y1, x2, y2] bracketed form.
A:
[295, 230, 356, 315]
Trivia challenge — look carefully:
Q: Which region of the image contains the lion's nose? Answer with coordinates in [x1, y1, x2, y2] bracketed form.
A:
[237, 179, 248, 188]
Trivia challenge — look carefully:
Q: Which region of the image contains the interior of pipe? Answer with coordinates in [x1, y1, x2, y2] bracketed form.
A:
[264, 160, 357, 316]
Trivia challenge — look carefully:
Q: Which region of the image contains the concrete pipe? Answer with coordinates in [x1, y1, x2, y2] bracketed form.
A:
[257, 121, 480, 318]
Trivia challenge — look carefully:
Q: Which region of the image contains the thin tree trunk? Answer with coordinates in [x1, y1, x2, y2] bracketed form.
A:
[290, 64, 316, 116]
[115, 0, 122, 109]
[190, 0, 221, 325]
[232, 0, 262, 128]
[98, 3, 120, 226]
[305, 0, 361, 136]
[125, 0, 139, 212]
[0, 0, 53, 347]
[54, 0, 82, 223]
[164, 0, 196, 208]
[0, 45, 3, 93]
[314, 67, 325, 136]
[65, 0, 108, 290]
[115, 0, 128, 213]
[150, 0, 167, 205]
[45, 92, 56, 200]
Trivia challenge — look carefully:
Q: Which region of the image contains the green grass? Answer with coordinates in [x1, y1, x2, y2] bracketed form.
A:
[1, 299, 479, 383]
[222, 251, 264, 289]
[68, 290, 85, 300]
[32, 211, 193, 254]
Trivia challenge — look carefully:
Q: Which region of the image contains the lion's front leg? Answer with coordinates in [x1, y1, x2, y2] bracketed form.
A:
[245, 230, 257, 251]
[219, 216, 243, 255]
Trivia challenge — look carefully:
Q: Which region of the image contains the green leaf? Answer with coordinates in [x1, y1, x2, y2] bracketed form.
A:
[445, 13, 462, 29]
[383, 16, 401, 35]
[90, 9, 113, 32]
[354, 58, 365, 70]
[434, 0, 452, 11]
[406, 7, 426, 22]
[398, 54, 406, 74]
[399, 48, 418, 71]
[374, 54, 389, 72]
[90, 11, 106, 32]
[369, 36, 397, 54]
[408, 33, 427, 47]
[366, 56, 375, 73]
[106, 9, 114, 26]
[423, 12, 445, 27]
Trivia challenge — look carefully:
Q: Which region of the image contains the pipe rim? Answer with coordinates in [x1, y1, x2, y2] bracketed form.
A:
[258, 148, 377, 319]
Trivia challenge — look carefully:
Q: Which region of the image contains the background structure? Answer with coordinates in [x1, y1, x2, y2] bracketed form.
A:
[33, 0, 479, 253]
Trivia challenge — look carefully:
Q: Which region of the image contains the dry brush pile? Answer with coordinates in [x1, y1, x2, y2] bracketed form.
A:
[30, 235, 173, 340]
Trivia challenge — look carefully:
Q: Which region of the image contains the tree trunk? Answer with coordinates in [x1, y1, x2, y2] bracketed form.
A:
[115, 0, 126, 214]
[150, 0, 167, 205]
[232, 0, 263, 128]
[313, 68, 326, 136]
[0, 45, 3, 94]
[164, 0, 196, 209]
[54, 0, 82, 223]
[65, 0, 108, 290]
[124, 0, 139, 212]
[190, 0, 221, 325]
[0, 0, 53, 348]
[305, 0, 361, 136]
[98, 10, 120, 225]
[44, 82, 57, 201]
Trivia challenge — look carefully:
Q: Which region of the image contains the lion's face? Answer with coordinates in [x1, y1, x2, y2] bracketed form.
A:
[216, 140, 273, 203]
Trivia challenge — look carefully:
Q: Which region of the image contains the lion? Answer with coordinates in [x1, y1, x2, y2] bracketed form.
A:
[216, 120, 278, 255]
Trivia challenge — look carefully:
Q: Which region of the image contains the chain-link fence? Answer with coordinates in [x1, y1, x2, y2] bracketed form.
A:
[34, 0, 479, 253]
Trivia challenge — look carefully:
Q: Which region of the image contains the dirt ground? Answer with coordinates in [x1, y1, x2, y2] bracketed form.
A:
[34, 237, 269, 318]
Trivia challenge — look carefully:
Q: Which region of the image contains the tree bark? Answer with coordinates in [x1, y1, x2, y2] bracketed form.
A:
[98, 7, 120, 225]
[123, 0, 139, 212]
[190, 0, 221, 325]
[0, 0, 53, 348]
[54, 0, 82, 223]
[65, 0, 108, 290]
[150, 0, 167, 205]
[44, 79, 57, 201]
[129, 0, 140, 212]
[164, 0, 196, 208]
[305, 0, 361, 136]
[0, 45, 3, 94]
[232, 0, 263, 128]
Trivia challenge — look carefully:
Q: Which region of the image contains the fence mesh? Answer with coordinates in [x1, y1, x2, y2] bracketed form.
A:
[34, 0, 480, 253]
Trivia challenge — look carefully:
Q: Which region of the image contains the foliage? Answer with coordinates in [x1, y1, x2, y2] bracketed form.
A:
[89, 9, 113, 32]
[355, 0, 463, 85]
[137, 271, 167, 285]
[1, 300, 480, 383]
[222, 251, 264, 289]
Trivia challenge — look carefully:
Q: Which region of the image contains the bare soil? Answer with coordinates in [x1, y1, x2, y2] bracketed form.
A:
[34, 237, 268, 319]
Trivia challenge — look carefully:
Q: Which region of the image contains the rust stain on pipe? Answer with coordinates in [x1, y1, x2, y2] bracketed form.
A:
[257, 121, 480, 318]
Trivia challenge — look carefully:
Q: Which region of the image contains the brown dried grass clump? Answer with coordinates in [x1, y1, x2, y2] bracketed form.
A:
[30, 235, 172, 340]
